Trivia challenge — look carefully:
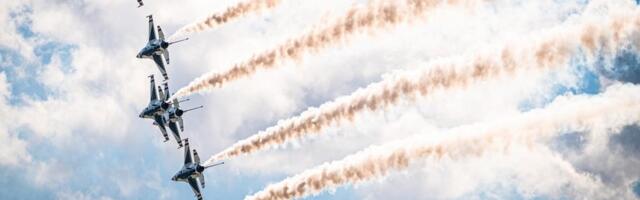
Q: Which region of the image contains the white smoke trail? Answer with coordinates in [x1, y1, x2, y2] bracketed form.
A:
[170, 0, 485, 100]
[169, 0, 281, 40]
[245, 83, 640, 200]
[205, 6, 640, 164]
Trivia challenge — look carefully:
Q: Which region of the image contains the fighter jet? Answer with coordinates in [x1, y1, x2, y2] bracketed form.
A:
[136, 0, 144, 7]
[172, 139, 224, 200]
[139, 75, 171, 142]
[163, 83, 203, 134]
[157, 82, 201, 149]
[136, 15, 188, 80]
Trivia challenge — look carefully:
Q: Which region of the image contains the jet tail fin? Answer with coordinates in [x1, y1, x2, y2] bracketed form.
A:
[172, 98, 180, 108]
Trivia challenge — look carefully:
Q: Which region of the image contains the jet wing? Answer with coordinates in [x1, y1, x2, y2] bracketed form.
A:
[159, 26, 171, 65]
[184, 139, 193, 164]
[193, 149, 200, 164]
[153, 115, 169, 140]
[162, 82, 170, 100]
[198, 173, 205, 189]
[178, 118, 185, 132]
[164, 49, 170, 65]
[149, 76, 157, 101]
[157, 86, 165, 103]
[188, 178, 203, 200]
[168, 122, 182, 145]
[158, 26, 165, 41]
[152, 54, 168, 80]
[148, 15, 156, 41]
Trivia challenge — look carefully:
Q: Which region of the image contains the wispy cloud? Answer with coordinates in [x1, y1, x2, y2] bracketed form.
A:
[247, 83, 640, 200]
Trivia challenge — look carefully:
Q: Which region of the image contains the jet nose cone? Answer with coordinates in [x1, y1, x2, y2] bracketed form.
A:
[136, 53, 142, 58]
[171, 176, 177, 181]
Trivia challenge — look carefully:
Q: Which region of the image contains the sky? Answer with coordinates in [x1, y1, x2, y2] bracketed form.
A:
[0, 0, 639, 200]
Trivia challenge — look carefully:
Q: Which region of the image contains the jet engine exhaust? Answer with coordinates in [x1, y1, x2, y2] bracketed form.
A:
[205, 8, 640, 164]
[244, 84, 640, 200]
[170, 0, 482, 100]
[169, 0, 282, 39]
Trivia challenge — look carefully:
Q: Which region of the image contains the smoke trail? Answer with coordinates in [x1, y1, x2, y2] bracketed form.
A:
[245, 83, 640, 200]
[171, 0, 482, 99]
[170, 0, 281, 39]
[204, 8, 640, 164]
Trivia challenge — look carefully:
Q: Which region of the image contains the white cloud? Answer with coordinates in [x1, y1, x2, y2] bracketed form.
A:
[31, 160, 71, 187]
[0, 0, 638, 199]
[0, 72, 31, 166]
[56, 190, 114, 200]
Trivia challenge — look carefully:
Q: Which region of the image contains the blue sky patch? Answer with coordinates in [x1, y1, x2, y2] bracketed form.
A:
[517, 58, 601, 112]
[596, 50, 640, 84]
[9, 6, 34, 39]
[34, 42, 75, 73]
[0, 47, 50, 104]
[457, 182, 564, 200]
[0, 166, 54, 200]
[0, 5, 76, 105]
[16, 129, 181, 199]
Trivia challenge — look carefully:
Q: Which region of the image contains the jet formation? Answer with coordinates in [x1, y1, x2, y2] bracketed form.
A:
[134, 6, 219, 199]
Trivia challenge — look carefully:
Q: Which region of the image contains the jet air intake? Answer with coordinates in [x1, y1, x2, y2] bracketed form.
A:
[176, 109, 184, 117]
[196, 165, 205, 173]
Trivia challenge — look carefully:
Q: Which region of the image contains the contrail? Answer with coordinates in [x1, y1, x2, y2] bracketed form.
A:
[170, 0, 282, 40]
[204, 8, 640, 164]
[245, 83, 640, 200]
[171, 0, 483, 99]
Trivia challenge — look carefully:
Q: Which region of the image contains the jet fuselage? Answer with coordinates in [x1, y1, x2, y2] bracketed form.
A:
[137, 40, 168, 59]
[172, 163, 204, 182]
[139, 101, 169, 118]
